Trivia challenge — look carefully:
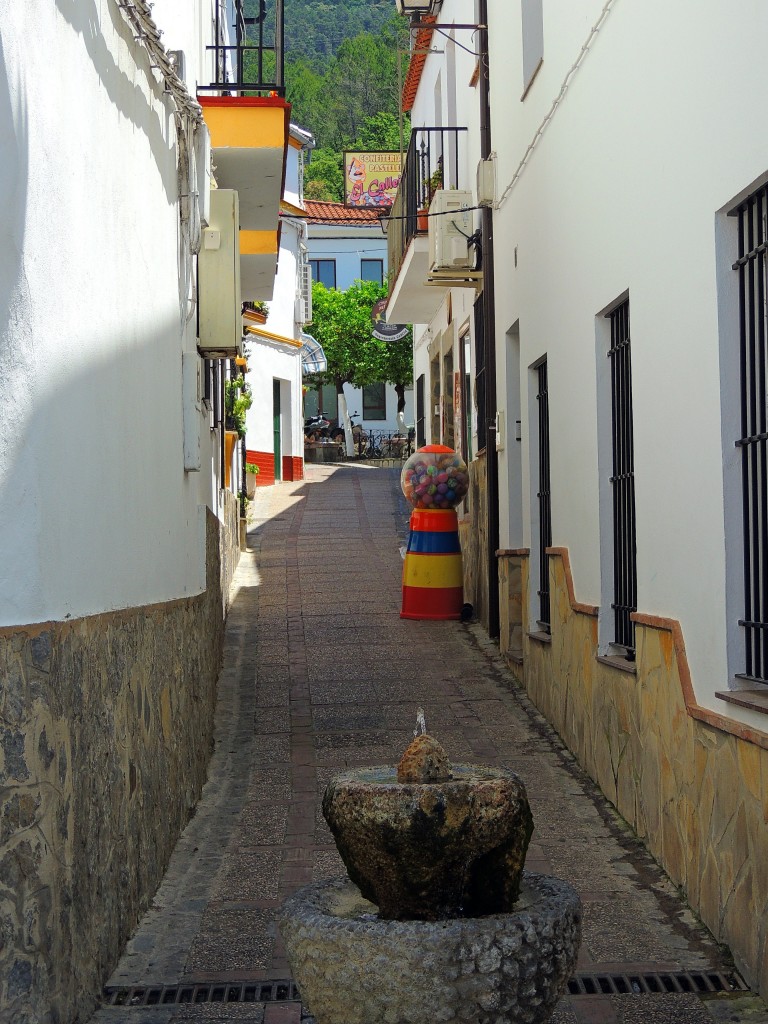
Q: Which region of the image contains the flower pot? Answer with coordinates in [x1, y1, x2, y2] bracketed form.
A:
[417, 209, 429, 232]
[245, 473, 257, 498]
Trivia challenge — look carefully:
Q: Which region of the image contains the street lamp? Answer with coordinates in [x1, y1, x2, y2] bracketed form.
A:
[395, 0, 439, 16]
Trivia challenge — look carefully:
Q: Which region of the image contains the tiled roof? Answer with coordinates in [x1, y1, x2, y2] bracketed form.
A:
[402, 17, 436, 113]
[303, 201, 383, 224]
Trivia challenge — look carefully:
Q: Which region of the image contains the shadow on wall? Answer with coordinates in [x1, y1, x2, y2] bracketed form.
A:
[0, 30, 30, 445]
[54, 0, 179, 205]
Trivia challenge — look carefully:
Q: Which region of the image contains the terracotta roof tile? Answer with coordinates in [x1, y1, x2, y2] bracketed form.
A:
[402, 17, 436, 113]
[304, 201, 383, 224]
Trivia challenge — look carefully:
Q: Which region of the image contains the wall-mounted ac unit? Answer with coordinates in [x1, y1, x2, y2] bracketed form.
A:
[198, 189, 243, 357]
[477, 154, 496, 208]
[428, 190, 474, 271]
[295, 261, 312, 325]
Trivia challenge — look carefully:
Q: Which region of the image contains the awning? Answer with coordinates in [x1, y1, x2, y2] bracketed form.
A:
[301, 333, 327, 375]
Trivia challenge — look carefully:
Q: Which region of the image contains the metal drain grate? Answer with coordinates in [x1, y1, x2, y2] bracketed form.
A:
[104, 980, 300, 1007]
[568, 970, 748, 997]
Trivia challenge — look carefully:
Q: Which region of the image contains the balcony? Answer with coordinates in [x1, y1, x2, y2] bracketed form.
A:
[386, 126, 477, 324]
[198, 0, 289, 301]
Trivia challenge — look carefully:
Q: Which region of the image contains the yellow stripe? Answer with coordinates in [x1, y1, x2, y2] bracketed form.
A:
[244, 325, 302, 348]
[240, 230, 278, 255]
[403, 553, 463, 589]
[204, 104, 287, 149]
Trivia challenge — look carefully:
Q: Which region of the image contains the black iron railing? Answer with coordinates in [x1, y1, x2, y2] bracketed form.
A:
[607, 299, 636, 658]
[199, 0, 285, 96]
[345, 429, 416, 462]
[536, 360, 552, 632]
[734, 184, 768, 683]
[387, 126, 468, 293]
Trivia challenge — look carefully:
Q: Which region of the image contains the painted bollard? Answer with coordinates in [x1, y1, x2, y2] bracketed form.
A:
[400, 445, 469, 620]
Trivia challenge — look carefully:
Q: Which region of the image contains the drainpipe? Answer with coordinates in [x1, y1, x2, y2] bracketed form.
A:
[478, 0, 500, 638]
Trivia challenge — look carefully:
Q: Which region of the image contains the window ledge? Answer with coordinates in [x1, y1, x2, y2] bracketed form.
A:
[528, 630, 551, 644]
[597, 654, 637, 675]
[715, 689, 768, 716]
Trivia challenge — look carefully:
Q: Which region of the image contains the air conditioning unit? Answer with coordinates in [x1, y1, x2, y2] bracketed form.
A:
[428, 190, 474, 271]
[477, 154, 496, 208]
[198, 189, 243, 357]
[296, 261, 312, 325]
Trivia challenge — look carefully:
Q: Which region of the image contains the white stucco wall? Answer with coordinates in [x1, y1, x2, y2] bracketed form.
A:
[0, 1, 219, 625]
[404, 0, 483, 451]
[488, 0, 768, 722]
[243, 179, 304, 462]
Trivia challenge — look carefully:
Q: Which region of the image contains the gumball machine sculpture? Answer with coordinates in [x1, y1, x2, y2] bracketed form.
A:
[400, 445, 469, 620]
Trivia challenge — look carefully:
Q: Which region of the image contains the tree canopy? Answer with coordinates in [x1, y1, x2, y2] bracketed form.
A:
[307, 280, 412, 401]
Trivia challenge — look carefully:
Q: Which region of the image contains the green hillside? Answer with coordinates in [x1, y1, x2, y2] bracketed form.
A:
[285, 0, 394, 67]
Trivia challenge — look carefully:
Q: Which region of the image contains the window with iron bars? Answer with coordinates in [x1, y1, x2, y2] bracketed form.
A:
[607, 299, 636, 658]
[734, 183, 768, 683]
[535, 360, 552, 632]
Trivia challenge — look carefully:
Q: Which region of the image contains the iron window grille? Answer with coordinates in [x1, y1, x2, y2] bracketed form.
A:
[607, 299, 637, 658]
[200, 0, 285, 96]
[734, 184, 768, 683]
[536, 360, 552, 631]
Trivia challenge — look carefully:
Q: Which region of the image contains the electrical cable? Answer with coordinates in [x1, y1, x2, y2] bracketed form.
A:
[496, 0, 619, 209]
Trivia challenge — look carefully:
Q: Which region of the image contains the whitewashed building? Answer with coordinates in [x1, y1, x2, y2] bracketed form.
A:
[242, 124, 314, 486]
[0, 1, 288, 1018]
[388, 0, 768, 1001]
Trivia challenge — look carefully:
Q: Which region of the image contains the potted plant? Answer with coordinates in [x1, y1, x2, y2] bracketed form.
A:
[245, 462, 259, 498]
[224, 375, 252, 439]
[223, 375, 252, 487]
[418, 162, 443, 232]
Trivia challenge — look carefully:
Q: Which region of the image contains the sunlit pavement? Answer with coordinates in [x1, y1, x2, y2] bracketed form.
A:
[91, 465, 768, 1024]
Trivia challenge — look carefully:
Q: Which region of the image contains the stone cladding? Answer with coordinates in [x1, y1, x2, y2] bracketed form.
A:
[0, 508, 230, 1024]
[498, 548, 768, 1002]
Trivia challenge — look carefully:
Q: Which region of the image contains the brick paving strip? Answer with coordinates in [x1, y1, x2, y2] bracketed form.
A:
[92, 466, 768, 1024]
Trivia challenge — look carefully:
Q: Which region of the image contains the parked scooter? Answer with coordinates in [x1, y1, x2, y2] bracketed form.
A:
[304, 413, 330, 432]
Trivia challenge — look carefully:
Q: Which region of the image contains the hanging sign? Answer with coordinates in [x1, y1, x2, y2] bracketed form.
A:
[344, 151, 403, 208]
[372, 298, 409, 342]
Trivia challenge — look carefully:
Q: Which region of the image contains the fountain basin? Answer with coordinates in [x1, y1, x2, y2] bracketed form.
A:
[279, 872, 582, 1024]
[322, 763, 534, 920]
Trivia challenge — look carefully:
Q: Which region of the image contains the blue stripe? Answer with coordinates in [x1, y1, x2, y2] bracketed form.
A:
[407, 530, 461, 555]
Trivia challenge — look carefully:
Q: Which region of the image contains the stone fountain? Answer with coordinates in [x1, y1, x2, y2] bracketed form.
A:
[279, 719, 581, 1024]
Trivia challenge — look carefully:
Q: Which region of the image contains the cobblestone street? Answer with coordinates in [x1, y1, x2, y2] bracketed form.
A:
[92, 465, 768, 1024]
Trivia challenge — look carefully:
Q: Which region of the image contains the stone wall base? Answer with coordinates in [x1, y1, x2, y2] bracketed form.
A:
[497, 548, 768, 1001]
[0, 508, 228, 1023]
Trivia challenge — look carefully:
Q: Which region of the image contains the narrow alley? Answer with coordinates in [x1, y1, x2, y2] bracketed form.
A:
[93, 466, 766, 1024]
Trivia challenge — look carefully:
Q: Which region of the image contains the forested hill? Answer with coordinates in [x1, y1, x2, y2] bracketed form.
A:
[284, 0, 394, 67]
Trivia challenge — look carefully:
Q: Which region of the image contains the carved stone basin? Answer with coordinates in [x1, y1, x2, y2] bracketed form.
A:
[322, 758, 534, 920]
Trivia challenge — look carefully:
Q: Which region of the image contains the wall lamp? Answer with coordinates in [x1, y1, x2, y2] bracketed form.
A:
[395, 0, 440, 15]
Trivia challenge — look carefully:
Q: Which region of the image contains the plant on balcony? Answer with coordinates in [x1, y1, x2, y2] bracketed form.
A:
[225, 376, 252, 439]
[425, 163, 443, 202]
[418, 161, 443, 231]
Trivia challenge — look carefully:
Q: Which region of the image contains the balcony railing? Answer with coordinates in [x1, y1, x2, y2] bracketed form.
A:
[199, 0, 285, 96]
[387, 126, 468, 294]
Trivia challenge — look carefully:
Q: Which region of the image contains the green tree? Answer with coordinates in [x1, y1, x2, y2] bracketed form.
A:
[307, 281, 413, 436]
[356, 112, 409, 153]
[304, 147, 344, 202]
